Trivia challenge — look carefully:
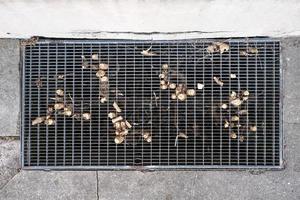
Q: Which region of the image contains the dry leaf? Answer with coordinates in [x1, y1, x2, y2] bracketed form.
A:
[206, 44, 218, 53]
[100, 76, 108, 82]
[82, 113, 91, 120]
[63, 107, 72, 116]
[113, 102, 122, 112]
[35, 78, 43, 88]
[243, 90, 250, 96]
[230, 74, 236, 79]
[249, 125, 257, 132]
[56, 89, 64, 96]
[108, 112, 116, 119]
[186, 89, 196, 96]
[32, 117, 45, 125]
[230, 98, 242, 107]
[142, 132, 151, 140]
[177, 93, 187, 101]
[44, 118, 55, 125]
[230, 132, 237, 139]
[197, 83, 204, 90]
[162, 64, 169, 70]
[177, 132, 188, 139]
[213, 77, 224, 86]
[221, 104, 228, 109]
[100, 97, 107, 104]
[99, 63, 109, 70]
[96, 70, 106, 78]
[215, 42, 230, 54]
[247, 47, 258, 54]
[169, 83, 176, 89]
[239, 135, 245, 142]
[238, 110, 248, 115]
[54, 103, 64, 110]
[141, 47, 156, 56]
[230, 91, 237, 99]
[160, 84, 168, 90]
[224, 120, 229, 128]
[114, 136, 125, 144]
[159, 73, 166, 79]
[231, 115, 240, 121]
[171, 93, 177, 100]
[92, 54, 99, 60]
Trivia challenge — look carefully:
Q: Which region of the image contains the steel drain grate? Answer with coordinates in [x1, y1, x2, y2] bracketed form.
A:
[21, 38, 282, 170]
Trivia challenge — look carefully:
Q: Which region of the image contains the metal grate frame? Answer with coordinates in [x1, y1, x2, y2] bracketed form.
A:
[21, 38, 283, 170]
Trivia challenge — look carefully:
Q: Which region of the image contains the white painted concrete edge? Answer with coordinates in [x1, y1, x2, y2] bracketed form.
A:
[0, 0, 300, 39]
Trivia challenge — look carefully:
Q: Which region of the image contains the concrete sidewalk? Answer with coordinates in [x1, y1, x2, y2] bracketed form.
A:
[0, 38, 299, 200]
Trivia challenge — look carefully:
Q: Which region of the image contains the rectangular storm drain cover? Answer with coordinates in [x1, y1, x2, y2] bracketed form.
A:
[21, 38, 282, 169]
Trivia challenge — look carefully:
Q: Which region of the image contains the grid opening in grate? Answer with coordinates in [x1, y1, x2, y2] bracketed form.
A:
[21, 39, 282, 170]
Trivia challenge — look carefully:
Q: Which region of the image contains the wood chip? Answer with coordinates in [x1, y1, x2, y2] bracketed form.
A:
[213, 76, 224, 86]
[113, 102, 122, 112]
[82, 113, 91, 120]
[99, 63, 109, 70]
[32, 117, 45, 125]
[54, 103, 64, 110]
[114, 122, 121, 130]
[108, 112, 116, 119]
[112, 116, 123, 124]
[125, 120, 132, 129]
[119, 129, 129, 136]
[186, 89, 196, 96]
[197, 83, 204, 90]
[114, 136, 125, 144]
[91, 54, 99, 60]
[56, 89, 64, 96]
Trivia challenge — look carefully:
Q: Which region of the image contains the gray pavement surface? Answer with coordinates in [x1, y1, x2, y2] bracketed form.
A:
[0, 39, 19, 136]
[0, 37, 299, 200]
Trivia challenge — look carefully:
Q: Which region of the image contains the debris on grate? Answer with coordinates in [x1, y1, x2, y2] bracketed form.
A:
[22, 38, 281, 169]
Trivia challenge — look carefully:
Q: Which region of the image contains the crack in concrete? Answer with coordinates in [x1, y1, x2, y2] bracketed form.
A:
[96, 171, 99, 200]
[0, 169, 21, 191]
